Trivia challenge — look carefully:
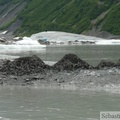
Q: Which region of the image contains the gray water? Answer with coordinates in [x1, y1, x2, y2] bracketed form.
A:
[0, 45, 120, 120]
[42, 45, 120, 66]
[1, 45, 120, 66]
[0, 86, 120, 120]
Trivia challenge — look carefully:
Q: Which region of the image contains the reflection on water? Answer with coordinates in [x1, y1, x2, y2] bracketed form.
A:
[0, 86, 120, 120]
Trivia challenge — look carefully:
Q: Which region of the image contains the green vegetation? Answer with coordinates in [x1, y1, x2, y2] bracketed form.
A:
[0, 0, 31, 4]
[0, 18, 16, 30]
[17, 0, 119, 36]
[102, 4, 120, 35]
[0, 0, 22, 5]
[0, 0, 11, 5]
[0, 0, 119, 36]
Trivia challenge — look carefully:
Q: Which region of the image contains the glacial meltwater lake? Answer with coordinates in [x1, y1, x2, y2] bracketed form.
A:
[0, 86, 120, 120]
[1, 45, 120, 66]
[0, 44, 120, 120]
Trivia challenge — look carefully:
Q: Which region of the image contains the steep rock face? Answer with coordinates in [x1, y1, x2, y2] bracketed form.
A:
[0, 2, 26, 27]
[53, 54, 93, 71]
[0, 0, 28, 35]
[1, 55, 50, 75]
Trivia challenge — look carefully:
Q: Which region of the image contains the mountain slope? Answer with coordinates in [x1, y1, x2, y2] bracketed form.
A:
[102, 4, 120, 35]
[0, 0, 120, 38]
[0, 0, 29, 36]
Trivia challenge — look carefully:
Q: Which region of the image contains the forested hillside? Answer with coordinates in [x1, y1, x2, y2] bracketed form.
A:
[0, 0, 120, 37]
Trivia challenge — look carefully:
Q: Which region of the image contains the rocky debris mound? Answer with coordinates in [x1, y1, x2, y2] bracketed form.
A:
[0, 59, 5, 68]
[115, 59, 120, 68]
[95, 60, 115, 69]
[53, 54, 93, 71]
[0, 55, 50, 75]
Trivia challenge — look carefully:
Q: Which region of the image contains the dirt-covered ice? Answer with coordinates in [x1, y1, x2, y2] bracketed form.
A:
[30, 31, 120, 45]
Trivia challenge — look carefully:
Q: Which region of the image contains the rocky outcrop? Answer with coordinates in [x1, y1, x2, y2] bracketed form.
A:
[95, 60, 115, 69]
[0, 55, 50, 75]
[53, 54, 93, 71]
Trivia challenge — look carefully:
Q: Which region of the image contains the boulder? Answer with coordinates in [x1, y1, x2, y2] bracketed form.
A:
[1, 55, 50, 75]
[95, 60, 115, 69]
[53, 54, 93, 71]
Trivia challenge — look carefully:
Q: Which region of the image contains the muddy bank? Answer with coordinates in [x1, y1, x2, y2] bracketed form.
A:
[0, 54, 120, 87]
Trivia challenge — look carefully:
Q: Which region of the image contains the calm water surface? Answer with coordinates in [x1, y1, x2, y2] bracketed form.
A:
[43, 45, 120, 66]
[0, 45, 120, 120]
[0, 86, 120, 120]
[1, 45, 120, 66]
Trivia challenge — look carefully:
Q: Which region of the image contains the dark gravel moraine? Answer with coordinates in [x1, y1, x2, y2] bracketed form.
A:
[0, 55, 50, 76]
[0, 54, 120, 87]
[53, 54, 93, 71]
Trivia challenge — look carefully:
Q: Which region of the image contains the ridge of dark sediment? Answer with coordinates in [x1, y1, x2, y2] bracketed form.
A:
[0, 54, 120, 86]
[95, 60, 116, 69]
[0, 54, 120, 76]
[52, 54, 93, 71]
[115, 59, 120, 68]
[0, 55, 50, 76]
